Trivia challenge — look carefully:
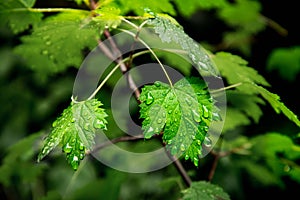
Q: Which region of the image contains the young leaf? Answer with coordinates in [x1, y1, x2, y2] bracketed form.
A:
[0, 0, 42, 34]
[37, 99, 108, 170]
[255, 86, 300, 128]
[148, 15, 218, 76]
[181, 181, 230, 200]
[139, 77, 220, 167]
[14, 12, 100, 75]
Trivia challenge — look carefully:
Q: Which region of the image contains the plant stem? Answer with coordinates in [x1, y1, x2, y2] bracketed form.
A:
[211, 82, 243, 94]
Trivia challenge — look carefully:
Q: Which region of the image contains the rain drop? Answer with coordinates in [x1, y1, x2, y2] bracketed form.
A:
[193, 157, 199, 167]
[203, 136, 212, 147]
[202, 105, 209, 118]
[79, 143, 85, 151]
[192, 109, 201, 122]
[42, 50, 48, 55]
[83, 123, 90, 130]
[180, 144, 186, 152]
[154, 81, 161, 87]
[63, 143, 72, 153]
[185, 154, 189, 160]
[144, 127, 154, 139]
[157, 118, 162, 124]
[46, 41, 52, 45]
[145, 93, 154, 105]
[94, 119, 105, 129]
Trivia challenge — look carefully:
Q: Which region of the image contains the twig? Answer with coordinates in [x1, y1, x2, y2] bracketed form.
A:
[87, 134, 145, 155]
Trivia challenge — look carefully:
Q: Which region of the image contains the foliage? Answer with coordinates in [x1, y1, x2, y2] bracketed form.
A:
[0, 0, 299, 200]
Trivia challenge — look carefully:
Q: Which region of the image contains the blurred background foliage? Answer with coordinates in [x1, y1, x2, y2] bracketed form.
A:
[0, 0, 299, 199]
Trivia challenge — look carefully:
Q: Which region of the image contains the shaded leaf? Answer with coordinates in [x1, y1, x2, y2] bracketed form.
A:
[182, 181, 230, 200]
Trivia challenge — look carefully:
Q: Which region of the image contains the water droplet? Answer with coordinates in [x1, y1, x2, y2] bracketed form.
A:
[171, 146, 177, 155]
[42, 50, 48, 55]
[79, 153, 85, 160]
[84, 123, 90, 131]
[79, 143, 85, 151]
[63, 143, 72, 153]
[203, 136, 212, 147]
[71, 156, 79, 170]
[202, 105, 209, 118]
[197, 139, 202, 146]
[284, 165, 291, 172]
[154, 81, 161, 87]
[193, 157, 199, 167]
[157, 118, 162, 124]
[94, 119, 105, 129]
[185, 154, 189, 160]
[71, 118, 75, 123]
[168, 110, 172, 114]
[192, 109, 201, 122]
[180, 144, 186, 152]
[145, 93, 154, 105]
[144, 127, 154, 139]
[186, 98, 192, 106]
[46, 41, 52, 45]
[52, 121, 58, 127]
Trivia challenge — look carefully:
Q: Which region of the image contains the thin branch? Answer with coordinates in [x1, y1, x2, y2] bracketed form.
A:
[211, 82, 243, 94]
[260, 15, 288, 36]
[165, 150, 192, 187]
[87, 134, 145, 155]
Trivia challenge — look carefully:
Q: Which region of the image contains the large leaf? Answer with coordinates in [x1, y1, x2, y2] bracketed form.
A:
[14, 12, 100, 75]
[148, 15, 218, 76]
[0, 0, 42, 34]
[37, 99, 108, 170]
[139, 77, 220, 167]
[181, 181, 230, 200]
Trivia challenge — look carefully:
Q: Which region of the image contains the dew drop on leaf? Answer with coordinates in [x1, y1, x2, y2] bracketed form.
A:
[144, 127, 154, 139]
[93, 119, 105, 129]
[52, 121, 58, 127]
[203, 136, 212, 147]
[71, 155, 79, 170]
[42, 50, 48, 55]
[154, 81, 161, 87]
[46, 41, 52, 45]
[202, 105, 209, 118]
[192, 109, 201, 122]
[63, 143, 72, 153]
[180, 144, 186, 152]
[84, 123, 90, 131]
[185, 154, 189, 160]
[157, 118, 162, 124]
[146, 92, 154, 105]
[79, 142, 85, 151]
[193, 157, 199, 167]
[171, 146, 178, 155]
[79, 153, 85, 160]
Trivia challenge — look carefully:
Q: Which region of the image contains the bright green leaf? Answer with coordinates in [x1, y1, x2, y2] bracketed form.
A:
[181, 181, 230, 200]
[139, 77, 220, 167]
[148, 15, 218, 76]
[0, 0, 42, 34]
[37, 99, 108, 170]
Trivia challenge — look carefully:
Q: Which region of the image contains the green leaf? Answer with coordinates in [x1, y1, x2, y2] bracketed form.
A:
[93, 6, 122, 29]
[115, 0, 175, 16]
[37, 99, 108, 170]
[148, 15, 218, 76]
[0, 0, 42, 34]
[222, 108, 251, 132]
[267, 46, 300, 81]
[0, 132, 46, 187]
[227, 91, 265, 123]
[218, 0, 265, 34]
[255, 86, 300, 128]
[14, 12, 100, 75]
[213, 52, 270, 92]
[139, 77, 220, 167]
[181, 181, 230, 200]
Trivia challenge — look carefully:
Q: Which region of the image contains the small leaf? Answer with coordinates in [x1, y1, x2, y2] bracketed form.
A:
[139, 77, 220, 167]
[37, 99, 108, 170]
[255, 86, 300, 128]
[182, 181, 230, 200]
[148, 15, 218, 76]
